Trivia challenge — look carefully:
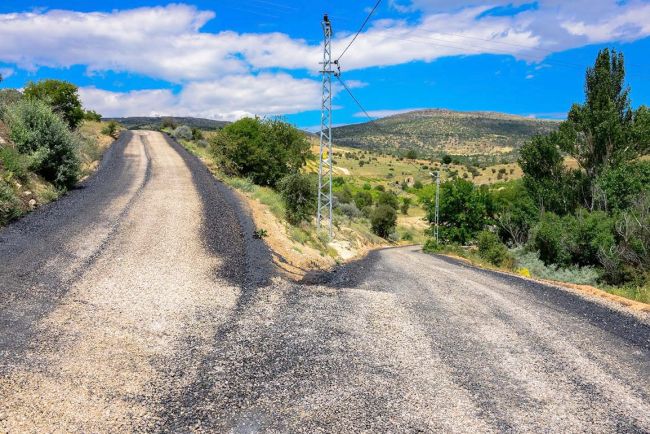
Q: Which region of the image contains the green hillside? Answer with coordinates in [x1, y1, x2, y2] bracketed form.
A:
[105, 116, 229, 131]
[331, 109, 559, 157]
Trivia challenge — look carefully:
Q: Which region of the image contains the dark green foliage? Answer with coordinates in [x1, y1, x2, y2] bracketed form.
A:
[101, 121, 120, 139]
[210, 117, 310, 187]
[5, 99, 79, 190]
[423, 238, 443, 253]
[442, 154, 452, 165]
[0, 146, 30, 180]
[334, 186, 353, 204]
[162, 117, 178, 129]
[0, 89, 23, 118]
[493, 181, 537, 246]
[374, 185, 385, 192]
[377, 191, 399, 210]
[370, 204, 397, 238]
[0, 179, 22, 225]
[278, 173, 317, 225]
[426, 178, 489, 245]
[83, 110, 102, 122]
[519, 134, 575, 214]
[600, 195, 650, 284]
[404, 149, 418, 159]
[529, 210, 614, 268]
[192, 128, 204, 140]
[413, 180, 423, 190]
[353, 190, 373, 209]
[24, 79, 84, 130]
[477, 231, 512, 266]
[400, 197, 411, 215]
[597, 161, 650, 212]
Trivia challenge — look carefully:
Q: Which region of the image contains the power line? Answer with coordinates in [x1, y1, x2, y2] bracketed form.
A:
[336, 0, 383, 62]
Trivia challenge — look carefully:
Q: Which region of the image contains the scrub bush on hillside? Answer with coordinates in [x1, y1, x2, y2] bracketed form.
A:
[278, 173, 317, 225]
[4, 99, 80, 190]
[210, 117, 311, 187]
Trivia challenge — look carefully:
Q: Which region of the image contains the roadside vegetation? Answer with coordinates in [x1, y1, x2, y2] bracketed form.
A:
[0, 77, 117, 227]
[422, 49, 649, 303]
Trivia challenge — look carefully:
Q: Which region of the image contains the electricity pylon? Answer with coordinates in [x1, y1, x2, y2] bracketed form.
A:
[317, 14, 334, 239]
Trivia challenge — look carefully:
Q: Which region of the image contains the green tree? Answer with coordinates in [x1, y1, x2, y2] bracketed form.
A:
[371, 204, 397, 238]
[555, 49, 649, 209]
[23, 79, 84, 130]
[278, 173, 317, 225]
[426, 178, 489, 244]
[354, 190, 373, 209]
[377, 191, 399, 210]
[210, 117, 311, 187]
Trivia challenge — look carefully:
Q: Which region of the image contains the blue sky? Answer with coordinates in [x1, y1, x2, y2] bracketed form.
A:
[1, 0, 649, 128]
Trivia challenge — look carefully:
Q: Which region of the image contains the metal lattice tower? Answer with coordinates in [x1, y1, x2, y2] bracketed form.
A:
[317, 14, 334, 238]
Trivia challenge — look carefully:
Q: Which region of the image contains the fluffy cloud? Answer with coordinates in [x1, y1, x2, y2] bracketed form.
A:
[79, 73, 322, 120]
[0, 4, 318, 82]
[3, 2, 649, 119]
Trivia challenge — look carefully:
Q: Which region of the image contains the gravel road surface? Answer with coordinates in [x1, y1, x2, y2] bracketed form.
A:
[1, 131, 648, 432]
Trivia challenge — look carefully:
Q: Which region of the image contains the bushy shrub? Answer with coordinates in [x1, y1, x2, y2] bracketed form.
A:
[83, 110, 102, 122]
[529, 210, 614, 268]
[23, 79, 84, 130]
[0, 179, 22, 225]
[354, 190, 373, 209]
[423, 238, 443, 253]
[512, 248, 600, 285]
[5, 99, 79, 190]
[191, 128, 204, 140]
[334, 186, 353, 204]
[400, 197, 411, 215]
[377, 191, 399, 210]
[477, 231, 512, 267]
[173, 125, 193, 141]
[210, 117, 310, 187]
[371, 204, 397, 238]
[0, 89, 22, 118]
[338, 202, 361, 219]
[600, 194, 650, 284]
[101, 121, 120, 139]
[278, 173, 317, 225]
[0, 146, 29, 180]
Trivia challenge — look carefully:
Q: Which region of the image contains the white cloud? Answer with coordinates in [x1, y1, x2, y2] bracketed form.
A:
[1, 2, 649, 82]
[79, 73, 322, 121]
[0, 5, 318, 82]
[2, 2, 650, 118]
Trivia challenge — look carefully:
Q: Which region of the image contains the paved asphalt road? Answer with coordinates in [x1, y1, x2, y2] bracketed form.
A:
[0, 131, 648, 433]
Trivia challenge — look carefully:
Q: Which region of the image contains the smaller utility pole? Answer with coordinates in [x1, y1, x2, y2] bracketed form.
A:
[435, 170, 440, 243]
[430, 170, 440, 243]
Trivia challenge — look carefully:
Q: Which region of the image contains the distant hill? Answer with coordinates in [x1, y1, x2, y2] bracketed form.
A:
[331, 109, 559, 157]
[104, 117, 229, 131]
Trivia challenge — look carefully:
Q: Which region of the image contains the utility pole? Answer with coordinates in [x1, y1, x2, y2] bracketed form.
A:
[317, 14, 334, 239]
[430, 170, 440, 243]
[435, 170, 440, 243]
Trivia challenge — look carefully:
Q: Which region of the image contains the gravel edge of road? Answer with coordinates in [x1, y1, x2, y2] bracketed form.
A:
[161, 133, 274, 290]
[316, 246, 649, 348]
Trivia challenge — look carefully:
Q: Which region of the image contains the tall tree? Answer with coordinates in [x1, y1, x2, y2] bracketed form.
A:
[24, 79, 84, 130]
[556, 49, 649, 209]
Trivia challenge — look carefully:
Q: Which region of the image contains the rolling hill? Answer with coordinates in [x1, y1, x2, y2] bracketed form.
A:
[331, 109, 559, 157]
[104, 116, 229, 131]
